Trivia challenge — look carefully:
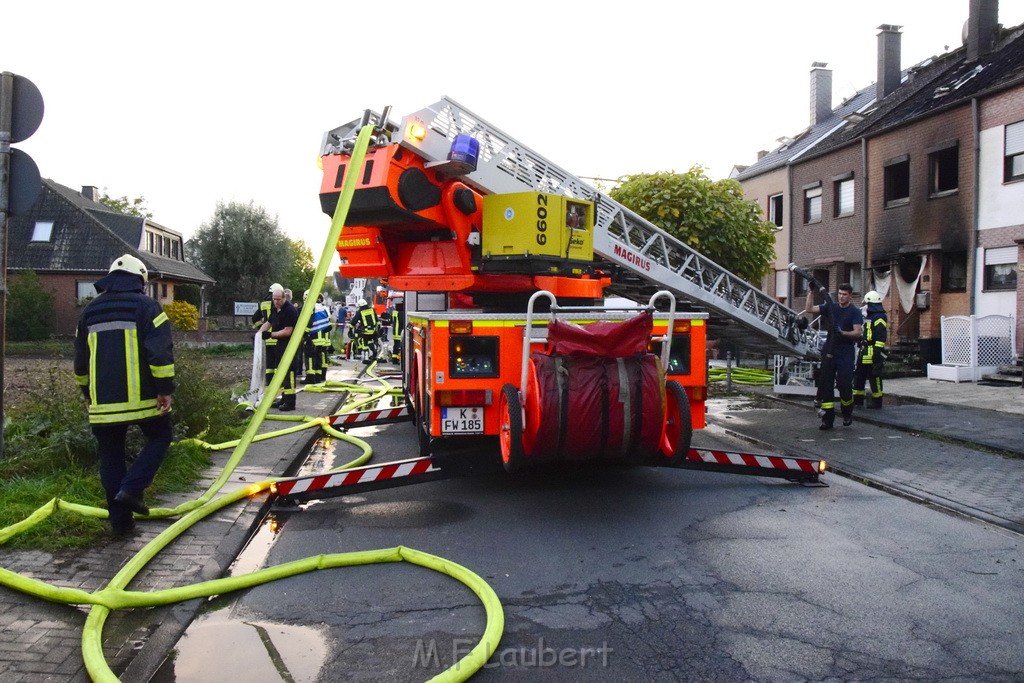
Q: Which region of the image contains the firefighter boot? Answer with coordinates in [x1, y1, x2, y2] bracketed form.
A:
[842, 410, 853, 427]
[867, 395, 884, 409]
[277, 395, 296, 412]
[818, 409, 834, 431]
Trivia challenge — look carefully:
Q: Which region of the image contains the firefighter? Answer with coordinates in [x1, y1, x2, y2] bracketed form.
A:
[353, 298, 379, 362]
[853, 290, 888, 409]
[302, 290, 332, 384]
[804, 283, 863, 430]
[390, 299, 404, 363]
[259, 285, 300, 410]
[253, 283, 281, 386]
[74, 254, 174, 536]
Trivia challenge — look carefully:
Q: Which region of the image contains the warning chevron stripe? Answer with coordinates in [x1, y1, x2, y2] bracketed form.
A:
[687, 448, 819, 473]
[328, 406, 410, 427]
[275, 457, 439, 497]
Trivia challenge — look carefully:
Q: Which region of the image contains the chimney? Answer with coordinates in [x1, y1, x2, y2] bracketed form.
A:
[876, 24, 903, 101]
[809, 62, 832, 126]
[81, 185, 99, 202]
[966, 0, 999, 61]
[757, 150, 769, 160]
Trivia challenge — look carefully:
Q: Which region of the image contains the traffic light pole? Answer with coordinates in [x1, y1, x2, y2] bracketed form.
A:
[0, 72, 14, 457]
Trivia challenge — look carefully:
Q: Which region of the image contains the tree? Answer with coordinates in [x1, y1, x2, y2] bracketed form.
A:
[7, 271, 56, 341]
[187, 201, 291, 314]
[283, 238, 317, 297]
[98, 190, 153, 219]
[609, 168, 776, 283]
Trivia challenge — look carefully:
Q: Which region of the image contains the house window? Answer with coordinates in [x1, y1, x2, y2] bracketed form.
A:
[833, 174, 854, 217]
[31, 221, 54, 242]
[941, 251, 967, 292]
[161, 283, 169, 298]
[795, 268, 830, 296]
[1005, 120, 1024, 182]
[983, 246, 1017, 291]
[147, 231, 154, 252]
[768, 194, 783, 227]
[803, 184, 822, 224]
[884, 155, 910, 206]
[928, 143, 959, 195]
[76, 281, 97, 305]
[173, 240, 180, 260]
[844, 263, 862, 292]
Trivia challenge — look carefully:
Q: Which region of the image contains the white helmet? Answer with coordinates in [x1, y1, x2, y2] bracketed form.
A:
[357, 298, 368, 307]
[303, 289, 310, 300]
[863, 290, 882, 304]
[269, 283, 283, 294]
[109, 254, 148, 283]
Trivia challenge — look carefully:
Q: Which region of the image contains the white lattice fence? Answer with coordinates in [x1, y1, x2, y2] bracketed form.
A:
[931, 315, 1015, 382]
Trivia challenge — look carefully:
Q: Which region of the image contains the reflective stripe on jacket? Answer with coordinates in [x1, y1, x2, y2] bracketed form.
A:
[74, 290, 175, 425]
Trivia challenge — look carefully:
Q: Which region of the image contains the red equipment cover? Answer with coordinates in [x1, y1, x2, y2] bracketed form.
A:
[528, 352, 665, 462]
[545, 311, 654, 358]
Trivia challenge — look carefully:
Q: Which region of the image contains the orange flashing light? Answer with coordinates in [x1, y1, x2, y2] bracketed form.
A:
[673, 320, 691, 333]
[450, 320, 473, 335]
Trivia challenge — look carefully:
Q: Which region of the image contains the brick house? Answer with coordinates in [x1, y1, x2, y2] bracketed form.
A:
[7, 180, 214, 336]
[738, 0, 1024, 362]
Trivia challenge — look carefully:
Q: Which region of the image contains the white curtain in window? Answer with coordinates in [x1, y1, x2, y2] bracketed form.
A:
[894, 256, 928, 313]
[871, 267, 892, 301]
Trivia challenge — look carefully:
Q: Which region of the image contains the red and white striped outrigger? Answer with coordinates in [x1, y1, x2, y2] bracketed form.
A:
[273, 447, 825, 502]
[678, 448, 826, 483]
[327, 406, 412, 428]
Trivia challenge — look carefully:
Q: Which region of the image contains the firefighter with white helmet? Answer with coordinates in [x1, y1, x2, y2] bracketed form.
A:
[351, 297, 379, 362]
[74, 253, 173, 536]
[853, 290, 888, 409]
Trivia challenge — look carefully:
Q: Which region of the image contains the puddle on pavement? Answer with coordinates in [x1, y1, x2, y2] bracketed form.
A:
[296, 435, 339, 476]
[152, 513, 329, 681]
[151, 607, 328, 682]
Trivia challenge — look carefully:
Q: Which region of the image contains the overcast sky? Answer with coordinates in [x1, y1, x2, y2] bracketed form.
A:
[5, 0, 1023, 250]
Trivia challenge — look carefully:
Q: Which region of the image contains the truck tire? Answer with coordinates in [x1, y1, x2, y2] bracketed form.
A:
[660, 380, 693, 466]
[499, 383, 525, 472]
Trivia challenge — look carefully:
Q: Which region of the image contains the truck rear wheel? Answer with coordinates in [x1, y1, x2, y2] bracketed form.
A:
[660, 380, 693, 466]
[499, 383, 525, 472]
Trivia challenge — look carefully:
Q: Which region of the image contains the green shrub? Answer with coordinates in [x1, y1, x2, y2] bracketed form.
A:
[7, 271, 56, 341]
[165, 300, 199, 330]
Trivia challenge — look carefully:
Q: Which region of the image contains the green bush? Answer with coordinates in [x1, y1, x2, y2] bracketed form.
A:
[0, 348, 247, 549]
[7, 271, 56, 341]
[164, 300, 199, 330]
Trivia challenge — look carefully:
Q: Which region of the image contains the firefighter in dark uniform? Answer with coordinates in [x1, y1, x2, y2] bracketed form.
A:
[259, 286, 300, 410]
[302, 290, 331, 384]
[352, 298, 379, 362]
[74, 254, 174, 536]
[252, 283, 281, 386]
[804, 283, 863, 430]
[853, 290, 888, 409]
[390, 299, 404, 363]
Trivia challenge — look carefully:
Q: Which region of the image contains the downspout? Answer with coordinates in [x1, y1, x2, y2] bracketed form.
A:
[787, 163, 796, 302]
[969, 97, 980, 313]
[861, 137, 869, 290]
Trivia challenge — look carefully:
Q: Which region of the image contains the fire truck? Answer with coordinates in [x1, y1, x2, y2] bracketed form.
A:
[315, 99, 818, 476]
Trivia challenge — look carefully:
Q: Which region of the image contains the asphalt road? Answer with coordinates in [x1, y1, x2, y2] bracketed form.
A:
[156, 419, 1024, 682]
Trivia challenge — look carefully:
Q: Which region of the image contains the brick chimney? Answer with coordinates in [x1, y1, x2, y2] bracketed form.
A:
[81, 185, 100, 201]
[966, 0, 999, 61]
[810, 62, 832, 126]
[876, 24, 903, 101]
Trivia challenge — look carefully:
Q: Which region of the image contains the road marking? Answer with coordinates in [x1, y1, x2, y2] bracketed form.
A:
[858, 436, 874, 440]
[886, 435, 903, 439]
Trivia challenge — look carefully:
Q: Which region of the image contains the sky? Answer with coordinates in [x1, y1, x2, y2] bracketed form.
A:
[5, 0, 1024, 249]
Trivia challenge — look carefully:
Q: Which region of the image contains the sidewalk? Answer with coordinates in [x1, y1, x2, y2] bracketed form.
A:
[0, 366, 1021, 681]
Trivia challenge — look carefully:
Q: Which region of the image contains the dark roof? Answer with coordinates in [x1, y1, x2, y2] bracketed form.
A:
[736, 83, 877, 181]
[8, 179, 214, 285]
[801, 24, 1024, 162]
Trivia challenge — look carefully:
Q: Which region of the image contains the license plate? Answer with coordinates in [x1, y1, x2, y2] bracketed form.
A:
[441, 407, 484, 434]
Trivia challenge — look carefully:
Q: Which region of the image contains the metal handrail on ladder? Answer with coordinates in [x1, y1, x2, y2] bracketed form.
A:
[360, 97, 814, 356]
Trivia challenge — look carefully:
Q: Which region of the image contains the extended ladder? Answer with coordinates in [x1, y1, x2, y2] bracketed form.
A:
[388, 97, 813, 356]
